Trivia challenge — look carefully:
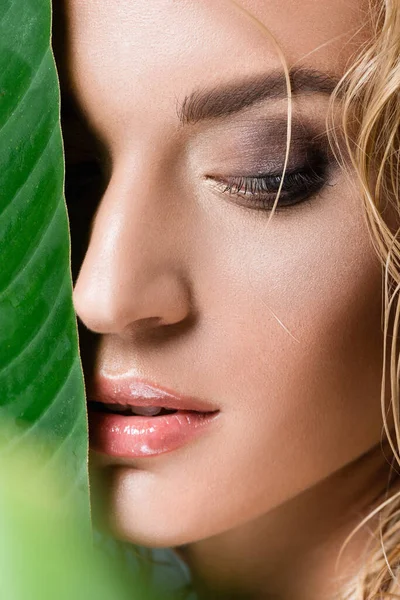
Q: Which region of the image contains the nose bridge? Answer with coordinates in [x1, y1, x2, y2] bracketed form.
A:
[72, 151, 192, 333]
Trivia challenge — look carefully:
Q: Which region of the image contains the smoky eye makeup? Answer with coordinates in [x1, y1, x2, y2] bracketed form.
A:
[208, 145, 330, 213]
[197, 117, 335, 213]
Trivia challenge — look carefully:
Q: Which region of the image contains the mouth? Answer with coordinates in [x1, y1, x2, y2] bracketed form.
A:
[86, 376, 220, 459]
[88, 401, 191, 417]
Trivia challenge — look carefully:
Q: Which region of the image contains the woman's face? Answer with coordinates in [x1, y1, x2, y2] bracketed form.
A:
[63, 0, 385, 547]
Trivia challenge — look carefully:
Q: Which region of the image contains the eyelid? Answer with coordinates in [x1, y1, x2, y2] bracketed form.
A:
[205, 157, 330, 212]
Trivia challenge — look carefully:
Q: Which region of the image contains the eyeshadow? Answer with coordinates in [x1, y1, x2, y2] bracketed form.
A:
[193, 116, 331, 177]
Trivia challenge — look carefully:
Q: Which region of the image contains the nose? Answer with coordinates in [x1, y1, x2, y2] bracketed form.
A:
[72, 160, 192, 335]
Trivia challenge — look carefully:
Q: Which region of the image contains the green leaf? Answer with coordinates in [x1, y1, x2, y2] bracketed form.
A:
[0, 0, 89, 521]
[0, 428, 151, 600]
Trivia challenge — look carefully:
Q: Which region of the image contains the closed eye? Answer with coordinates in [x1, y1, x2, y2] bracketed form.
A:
[207, 158, 329, 212]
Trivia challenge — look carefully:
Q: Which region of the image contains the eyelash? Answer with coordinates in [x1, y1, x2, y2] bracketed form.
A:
[210, 162, 328, 212]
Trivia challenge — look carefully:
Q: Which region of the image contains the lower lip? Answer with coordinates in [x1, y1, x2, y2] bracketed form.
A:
[88, 409, 220, 458]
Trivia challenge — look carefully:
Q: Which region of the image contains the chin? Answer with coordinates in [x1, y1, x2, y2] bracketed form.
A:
[92, 465, 213, 549]
[106, 505, 208, 549]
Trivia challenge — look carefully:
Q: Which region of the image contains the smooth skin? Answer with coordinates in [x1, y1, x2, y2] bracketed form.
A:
[57, 1, 398, 598]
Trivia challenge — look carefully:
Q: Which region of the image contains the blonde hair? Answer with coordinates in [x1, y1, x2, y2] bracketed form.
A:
[229, 0, 400, 597]
[329, 0, 400, 597]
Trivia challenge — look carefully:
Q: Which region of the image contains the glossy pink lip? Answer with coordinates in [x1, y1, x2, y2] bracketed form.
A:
[87, 375, 220, 458]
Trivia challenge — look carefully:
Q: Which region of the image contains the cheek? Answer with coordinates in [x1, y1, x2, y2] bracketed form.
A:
[203, 185, 384, 484]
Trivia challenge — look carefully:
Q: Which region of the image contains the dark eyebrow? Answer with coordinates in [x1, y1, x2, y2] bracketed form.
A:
[176, 68, 340, 125]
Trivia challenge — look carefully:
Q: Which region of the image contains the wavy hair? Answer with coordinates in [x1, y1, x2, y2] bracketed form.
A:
[329, 0, 400, 597]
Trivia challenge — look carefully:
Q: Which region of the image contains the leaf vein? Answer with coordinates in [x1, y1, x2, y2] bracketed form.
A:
[0, 122, 59, 220]
[0, 48, 51, 136]
[0, 272, 70, 375]
[0, 195, 63, 299]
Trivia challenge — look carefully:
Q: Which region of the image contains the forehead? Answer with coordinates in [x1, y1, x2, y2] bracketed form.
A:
[63, 0, 367, 139]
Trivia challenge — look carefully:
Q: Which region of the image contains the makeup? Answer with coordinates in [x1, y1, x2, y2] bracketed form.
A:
[87, 377, 220, 458]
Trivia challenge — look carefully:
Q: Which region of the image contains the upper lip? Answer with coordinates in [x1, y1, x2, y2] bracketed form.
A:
[87, 374, 219, 413]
